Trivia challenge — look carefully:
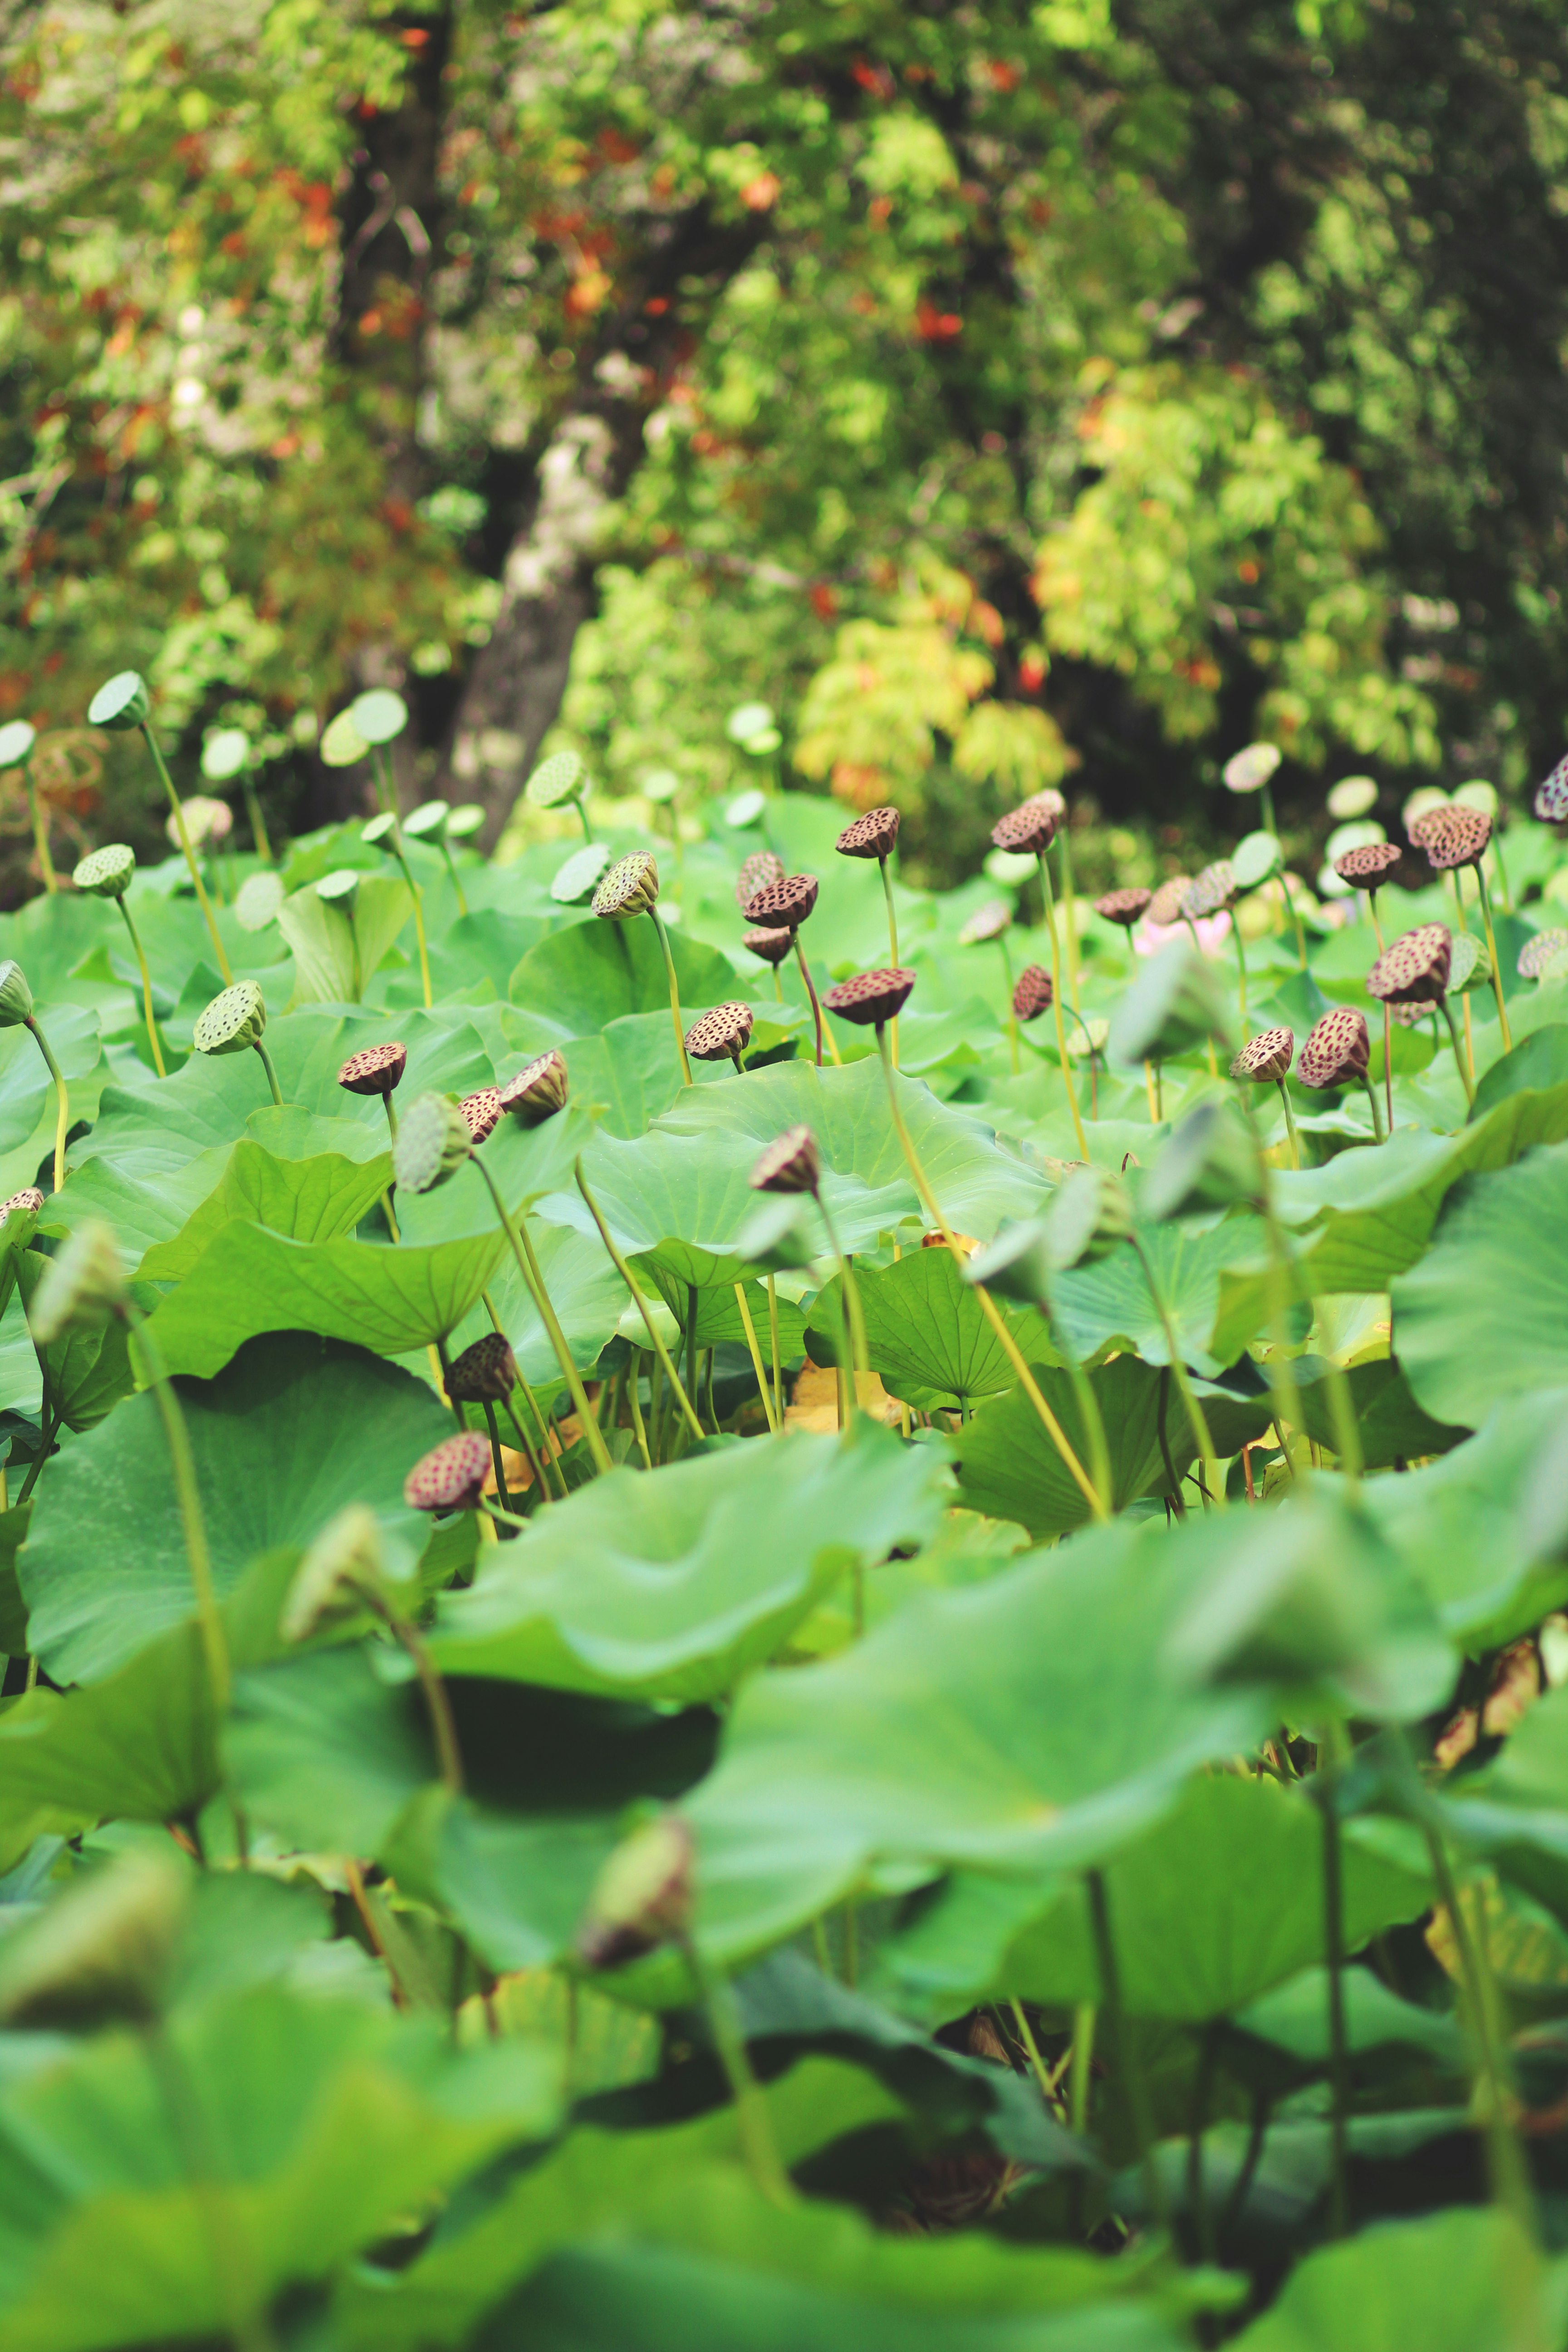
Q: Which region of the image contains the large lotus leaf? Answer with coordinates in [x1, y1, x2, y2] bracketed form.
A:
[683, 1517, 1273, 1965]
[136, 1220, 506, 1381]
[441, 1213, 633, 1392]
[624, 1263, 810, 1361]
[21, 1333, 457, 1683]
[135, 1142, 394, 1281]
[277, 871, 414, 1005]
[1290, 1355, 1467, 1468]
[387, 908, 552, 1007]
[227, 1644, 436, 1856]
[0, 1002, 102, 1159]
[15, 1252, 134, 1432]
[884, 1775, 1432, 2023]
[806, 1247, 1058, 1408]
[428, 1421, 947, 1701]
[552, 1010, 689, 1138]
[0, 1986, 560, 2352]
[1231, 2209, 1547, 2352]
[1391, 1142, 1568, 1426]
[383, 1787, 623, 1974]
[1048, 1215, 1275, 1375]
[510, 916, 740, 1039]
[1470, 1023, 1568, 1118]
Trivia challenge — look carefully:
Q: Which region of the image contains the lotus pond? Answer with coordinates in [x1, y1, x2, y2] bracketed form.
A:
[1, 699, 1568, 2349]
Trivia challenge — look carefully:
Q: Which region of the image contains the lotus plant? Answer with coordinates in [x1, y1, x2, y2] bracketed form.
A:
[991, 799, 1088, 1156]
[740, 868, 835, 1069]
[835, 805, 902, 1059]
[87, 671, 232, 984]
[595, 852, 692, 1085]
[74, 844, 165, 1077]
[1367, 924, 1470, 1106]
[0, 961, 69, 1192]
[192, 982, 284, 1108]
[1231, 1025, 1300, 1167]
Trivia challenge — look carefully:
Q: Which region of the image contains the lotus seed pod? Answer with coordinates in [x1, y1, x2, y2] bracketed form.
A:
[361, 811, 397, 848]
[0, 960, 33, 1027]
[446, 804, 485, 842]
[200, 726, 250, 783]
[577, 1812, 695, 1971]
[685, 1002, 754, 1063]
[1182, 860, 1238, 919]
[1095, 887, 1152, 927]
[550, 842, 612, 905]
[499, 1049, 569, 1124]
[1367, 923, 1452, 1005]
[349, 688, 408, 747]
[86, 671, 151, 731]
[29, 1218, 127, 1344]
[338, 1041, 407, 1098]
[1406, 801, 1455, 848]
[525, 748, 588, 809]
[73, 843, 135, 900]
[314, 868, 359, 911]
[0, 720, 37, 768]
[742, 872, 819, 929]
[403, 1429, 492, 1512]
[1069, 1015, 1110, 1060]
[1297, 1006, 1371, 1089]
[959, 900, 1012, 946]
[750, 1124, 820, 1196]
[1327, 775, 1378, 819]
[990, 800, 1058, 854]
[1388, 1000, 1427, 1028]
[1333, 841, 1401, 890]
[592, 851, 660, 920]
[1231, 1026, 1296, 1083]
[742, 925, 793, 967]
[823, 966, 916, 1027]
[835, 806, 901, 860]
[1223, 742, 1281, 794]
[735, 849, 785, 909]
[1534, 755, 1568, 823]
[1519, 928, 1568, 980]
[320, 711, 370, 769]
[1105, 937, 1235, 1065]
[1422, 806, 1492, 872]
[235, 872, 284, 932]
[393, 1092, 473, 1194]
[0, 1848, 188, 2028]
[192, 980, 267, 1057]
[446, 1331, 520, 1406]
[459, 1087, 503, 1145]
[402, 798, 450, 843]
[279, 1504, 385, 1645]
[1012, 964, 1054, 1023]
[1146, 876, 1191, 927]
[0, 1186, 44, 1229]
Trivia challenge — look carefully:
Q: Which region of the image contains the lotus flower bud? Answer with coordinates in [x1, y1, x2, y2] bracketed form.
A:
[684, 1002, 754, 1065]
[1366, 924, 1451, 1006]
[393, 1093, 473, 1194]
[0, 1849, 187, 2027]
[279, 1504, 385, 1645]
[823, 966, 916, 1027]
[1333, 842, 1401, 890]
[29, 1219, 127, 1344]
[445, 1331, 519, 1405]
[1297, 1006, 1371, 1089]
[403, 1430, 492, 1512]
[835, 806, 900, 860]
[192, 980, 267, 1057]
[742, 872, 818, 929]
[86, 671, 151, 731]
[73, 844, 135, 900]
[338, 1042, 407, 1099]
[1012, 965, 1054, 1023]
[592, 852, 660, 920]
[576, 1813, 694, 1971]
[1231, 1027, 1295, 1083]
[459, 1087, 503, 1145]
[499, 1049, 569, 1124]
[750, 1125, 820, 1196]
[1095, 887, 1152, 927]
[960, 900, 1012, 946]
[742, 926, 793, 967]
[735, 849, 784, 910]
[0, 960, 34, 1027]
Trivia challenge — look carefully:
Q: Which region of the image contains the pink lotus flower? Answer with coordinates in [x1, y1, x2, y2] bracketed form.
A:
[1133, 908, 1233, 958]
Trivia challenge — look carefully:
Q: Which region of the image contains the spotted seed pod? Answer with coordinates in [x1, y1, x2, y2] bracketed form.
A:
[684, 1002, 754, 1064]
[742, 872, 819, 929]
[338, 1042, 407, 1099]
[1366, 923, 1452, 1005]
[1388, 1000, 1429, 1028]
[1333, 841, 1401, 889]
[750, 1125, 820, 1195]
[959, 900, 1012, 946]
[403, 1431, 492, 1513]
[1095, 886, 1152, 927]
[742, 925, 793, 967]
[1146, 876, 1191, 928]
[446, 1331, 519, 1405]
[1534, 756, 1568, 823]
[459, 1087, 503, 1145]
[823, 966, 916, 1027]
[1519, 927, 1568, 980]
[1298, 1006, 1371, 1089]
[990, 800, 1058, 854]
[1012, 964, 1054, 1023]
[192, 980, 266, 1057]
[592, 851, 659, 920]
[735, 849, 784, 910]
[1231, 1026, 1295, 1083]
[1182, 860, 1237, 920]
[0, 1186, 43, 1227]
[73, 844, 135, 900]
[1406, 802, 1455, 848]
[835, 806, 900, 860]
[499, 1049, 568, 1124]
[393, 1092, 473, 1194]
[577, 1813, 694, 1972]
[1422, 806, 1492, 872]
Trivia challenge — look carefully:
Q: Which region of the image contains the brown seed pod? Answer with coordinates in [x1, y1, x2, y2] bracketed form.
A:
[1535, 756, 1568, 823]
[742, 925, 794, 967]
[1519, 927, 1568, 980]
[1231, 1026, 1295, 1083]
[498, 1049, 568, 1125]
[403, 1431, 492, 1512]
[1388, 999, 1428, 1028]
[742, 872, 819, 929]
[0, 1186, 44, 1222]
[835, 806, 900, 860]
[1146, 876, 1191, 927]
[822, 966, 916, 1027]
[1422, 806, 1492, 872]
[990, 800, 1058, 855]
[1333, 842, 1402, 889]
[459, 1087, 503, 1145]
[1406, 803, 1455, 848]
[338, 1042, 407, 1098]
[750, 1124, 820, 1195]
[735, 849, 784, 910]
[1012, 964, 1054, 1023]
[1367, 922, 1452, 1005]
[684, 1001, 755, 1063]
[592, 851, 659, 919]
[1298, 1006, 1371, 1089]
[959, 900, 1012, 946]
[445, 1332, 520, 1405]
[1095, 886, 1152, 927]
[1182, 860, 1237, 919]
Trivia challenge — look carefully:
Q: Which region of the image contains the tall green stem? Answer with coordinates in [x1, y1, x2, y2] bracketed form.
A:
[766, 1273, 783, 1426]
[647, 906, 693, 1085]
[814, 1186, 868, 1435]
[1314, 1754, 1350, 2238]
[1420, 1816, 1538, 2243]
[1360, 1073, 1386, 1146]
[1057, 825, 1081, 1015]
[126, 1312, 228, 1709]
[680, 1934, 794, 2209]
[253, 1039, 284, 1109]
[1036, 853, 1089, 1157]
[383, 831, 432, 1009]
[116, 897, 166, 1076]
[792, 931, 828, 1069]
[1130, 1235, 1225, 1509]
[142, 723, 232, 984]
[733, 1283, 779, 1434]
[1275, 1077, 1300, 1169]
[25, 1017, 69, 1195]
[441, 839, 469, 917]
[1475, 864, 1513, 1052]
[243, 781, 273, 865]
[1087, 1869, 1167, 2229]
[1441, 998, 1476, 1106]
[470, 1154, 613, 1474]
[997, 934, 1020, 1076]
[573, 1157, 704, 1442]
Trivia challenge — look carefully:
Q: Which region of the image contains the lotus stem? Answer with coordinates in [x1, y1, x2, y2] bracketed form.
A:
[1056, 1330, 1114, 1519]
[480, 1399, 515, 1519]
[382, 829, 433, 1010]
[1441, 999, 1477, 1106]
[141, 721, 232, 984]
[21, 761, 55, 892]
[679, 1931, 794, 2209]
[813, 1186, 868, 1441]
[793, 931, 827, 1070]
[1233, 906, 1248, 1021]
[575, 796, 594, 845]
[1036, 853, 1089, 1158]
[1070, 2003, 1095, 2136]
[1360, 1072, 1386, 1146]
[1382, 1003, 1394, 1136]
[364, 1585, 463, 1793]
[1475, 864, 1513, 1052]
[243, 781, 273, 865]
[469, 1153, 613, 1475]
[499, 1388, 551, 1499]
[880, 855, 900, 1070]
[1144, 1059, 1159, 1122]
[766, 1273, 783, 1426]
[441, 838, 469, 917]
[253, 1039, 284, 1109]
[25, 1016, 68, 1195]
[115, 896, 166, 1076]
[1057, 826, 1082, 1015]
[646, 906, 693, 1086]
[125, 1309, 228, 1710]
[1088, 1868, 1167, 2230]
[733, 1283, 778, 1434]
[1129, 1235, 1225, 1509]
[1314, 1760, 1350, 2239]
[997, 933, 1020, 1075]
[1274, 1076, 1300, 1169]
[573, 1156, 704, 1443]
[1368, 887, 1386, 954]
[481, 1294, 564, 1499]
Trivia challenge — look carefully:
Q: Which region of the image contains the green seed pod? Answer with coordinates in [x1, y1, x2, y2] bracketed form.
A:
[526, 749, 588, 809]
[361, 811, 397, 848]
[550, 843, 612, 905]
[0, 721, 37, 768]
[320, 710, 370, 769]
[393, 1091, 472, 1194]
[577, 1812, 694, 1971]
[29, 1218, 127, 1344]
[592, 851, 659, 919]
[73, 843, 136, 900]
[279, 1504, 386, 1645]
[349, 688, 407, 746]
[235, 871, 285, 931]
[0, 1848, 189, 2028]
[402, 798, 450, 843]
[200, 727, 250, 784]
[446, 804, 485, 842]
[193, 980, 267, 1057]
[315, 868, 360, 911]
[87, 671, 151, 731]
[0, 960, 34, 1026]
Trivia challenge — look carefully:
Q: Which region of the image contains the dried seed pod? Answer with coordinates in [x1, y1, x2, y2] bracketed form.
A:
[1422, 806, 1492, 872]
[192, 980, 266, 1057]
[499, 1049, 568, 1124]
[393, 1092, 473, 1194]
[1388, 1000, 1428, 1028]
[1406, 801, 1454, 848]
[835, 805, 901, 860]
[0, 1186, 43, 1226]
[1095, 886, 1152, 927]
[959, 900, 1012, 946]
[1012, 964, 1054, 1023]
[592, 852, 659, 919]
[1182, 860, 1237, 919]
[403, 1430, 492, 1513]
[750, 1125, 820, 1195]
[73, 844, 135, 900]
[1333, 841, 1402, 889]
[446, 1331, 520, 1405]
[742, 872, 819, 929]
[1519, 927, 1568, 980]
[459, 1087, 503, 1145]
[1298, 1005, 1371, 1088]
[823, 966, 916, 1027]
[1231, 1026, 1296, 1083]
[735, 849, 784, 909]
[742, 925, 794, 966]
[1146, 876, 1191, 927]
[990, 800, 1058, 854]
[1534, 756, 1568, 824]
[684, 1001, 754, 1063]
[577, 1813, 694, 1971]
[338, 1042, 407, 1098]
[29, 1218, 126, 1344]
[1366, 922, 1452, 1005]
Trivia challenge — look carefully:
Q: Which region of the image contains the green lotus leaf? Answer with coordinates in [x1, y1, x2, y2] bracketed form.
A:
[277, 873, 413, 1005]
[510, 915, 739, 1041]
[806, 1245, 1057, 1409]
[1230, 2209, 1544, 2352]
[1391, 1141, 1568, 1424]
